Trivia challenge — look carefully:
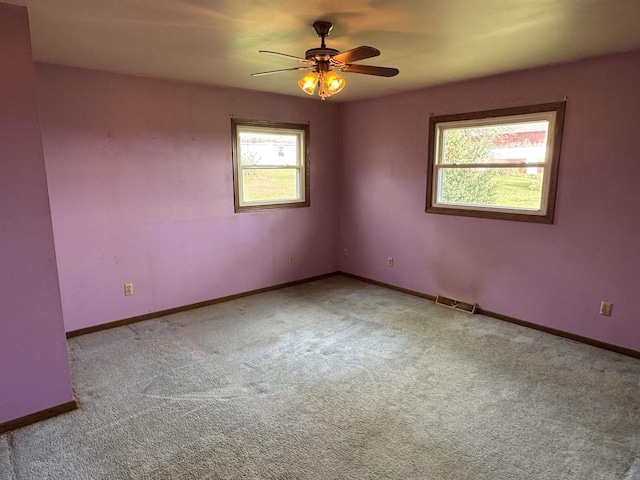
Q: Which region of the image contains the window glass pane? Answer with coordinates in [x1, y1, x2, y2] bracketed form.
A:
[239, 131, 299, 166]
[232, 119, 309, 212]
[438, 167, 544, 210]
[441, 121, 549, 165]
[242, 168, 299, 202]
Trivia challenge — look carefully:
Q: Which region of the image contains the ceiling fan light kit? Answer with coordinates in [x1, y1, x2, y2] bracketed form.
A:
[252, 20, 398, 101]
[298, 69, 346, 98]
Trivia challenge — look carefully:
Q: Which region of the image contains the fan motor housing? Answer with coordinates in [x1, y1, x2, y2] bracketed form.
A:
[305, 47, 339, 62]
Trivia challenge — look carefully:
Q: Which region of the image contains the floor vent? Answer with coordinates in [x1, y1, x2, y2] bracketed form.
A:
[435, 295, 477, 314]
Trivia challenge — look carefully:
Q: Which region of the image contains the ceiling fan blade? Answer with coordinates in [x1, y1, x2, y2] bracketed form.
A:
[342, 64, 399, 77]
[251, 66, 313, 77]
[332, 46, 380, 64]
[258, 50, 313, 64]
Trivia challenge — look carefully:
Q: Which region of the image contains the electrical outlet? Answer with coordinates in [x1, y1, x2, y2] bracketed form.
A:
[387, 257, 394, 267]
[599, 301, 612, 316]
[124, 283, 134, 296]
[288, 256, 294, 265]
[343, 248, 349, 257]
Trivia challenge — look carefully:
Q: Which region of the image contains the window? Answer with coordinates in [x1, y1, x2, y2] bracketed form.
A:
[426, 102, 565, 223]
[232, 119, 310, 212]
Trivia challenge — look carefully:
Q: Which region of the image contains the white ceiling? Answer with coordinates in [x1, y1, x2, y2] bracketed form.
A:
[9, 0, 640, 101]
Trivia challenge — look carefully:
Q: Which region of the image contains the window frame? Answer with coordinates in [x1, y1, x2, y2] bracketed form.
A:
[426, 102, 566, 223]
[231, 119, 310, 213]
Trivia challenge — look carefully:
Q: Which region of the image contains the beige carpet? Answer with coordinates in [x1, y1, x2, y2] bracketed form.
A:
[2, 276, 639, 479]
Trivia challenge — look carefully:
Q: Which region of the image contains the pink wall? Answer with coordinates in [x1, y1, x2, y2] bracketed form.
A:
[0, 4, 74, 423]
[30, 43, 640, 353]
[339, 51, 640, 352]
[35, 64, 340, 332]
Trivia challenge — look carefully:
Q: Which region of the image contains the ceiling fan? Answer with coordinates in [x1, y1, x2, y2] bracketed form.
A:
[251, 21, 399, 101]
